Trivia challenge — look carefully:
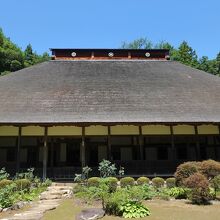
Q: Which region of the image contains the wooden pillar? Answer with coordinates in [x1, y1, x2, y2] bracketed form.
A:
[170, 125, 176, 161]
[16, 126, 22, 173]
[217, 125, 220, 160]
[107, 126, 112, 160]
[81, 127, 86, 168]
[43, 127, 48, 181]
[138, 126, 144, 160]
[50, 138, 54, 178]
[194, 125, 201, 160]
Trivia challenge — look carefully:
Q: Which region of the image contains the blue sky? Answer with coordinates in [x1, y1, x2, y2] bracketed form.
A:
[0, 0, 219, 58]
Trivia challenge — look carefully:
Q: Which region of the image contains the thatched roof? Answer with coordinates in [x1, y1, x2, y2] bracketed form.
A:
[0, 60, 220, 124]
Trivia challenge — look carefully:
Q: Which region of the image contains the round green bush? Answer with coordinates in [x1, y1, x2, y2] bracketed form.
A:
[174, 161, 201, 186]
[0, 179, 13, 189]
[166, 177, 176, 188]
[136, 177, 150, 185]
[15, 179, 31, 190]
[152, 177, 165, 188]
[120, 177, 135, 188]
[105, 177, 118, 192]
[87, 177, 100, 187]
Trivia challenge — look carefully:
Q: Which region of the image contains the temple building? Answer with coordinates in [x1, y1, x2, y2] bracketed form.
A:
[0, 48, 220, 179]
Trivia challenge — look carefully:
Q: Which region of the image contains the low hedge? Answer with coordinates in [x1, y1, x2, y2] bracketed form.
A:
[87, 177, 100, 187]
[14, 179, 31, 191]
[136, 177, 150, 185]
[0, 179, 13, 189]
[152, 177, 165, 188]
[120, 177, 135, 188]
[166, 177, 176, 188]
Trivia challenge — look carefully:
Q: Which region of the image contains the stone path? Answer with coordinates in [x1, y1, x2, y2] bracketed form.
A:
[1, 183, 72, 220]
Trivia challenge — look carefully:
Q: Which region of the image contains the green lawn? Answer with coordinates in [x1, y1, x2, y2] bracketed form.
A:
[42, 198, 220, 220]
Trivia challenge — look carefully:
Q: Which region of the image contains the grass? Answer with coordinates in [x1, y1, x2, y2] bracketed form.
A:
[42, 198, 220, 220]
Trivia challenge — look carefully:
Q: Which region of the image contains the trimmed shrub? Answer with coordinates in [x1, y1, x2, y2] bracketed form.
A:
[200, 160, 220, 179]
[183, 173, 209, 189]
[87, 177, 100, 187]
[14, 179, 31, 191]
[152, 177, 165, 188]
[105, 177, 118, 192]
[120, 177, 135, 188]
[183, 173, 211, 204]
[0, 179, 13, 189]
[175, 161, 201, 186]
[166, 177, 176, 188]
[136, 177, 150, 185]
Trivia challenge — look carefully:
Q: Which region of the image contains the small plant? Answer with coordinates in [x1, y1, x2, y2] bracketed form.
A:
[165, 187, 189, 199]
[104, 188, 129, 215]
[74, 166, 92, 182]
[0, 183, 16, 208]
[152, 177, 165, 188]
[15, 168, 35, 180]
[119, 166, 125, 177]
[136, 177, 150, 185]
[119, 201, 150, 218]
[82, 166, 92, 179]
[120, 177, 135, 188]
[166, 177, 176, 188]
[0, 168, 10, 181]
[15, 179, 31, 191]
[87, 177, 100, 187]
[41, 178, 52, 187]
[140, 184, 157, 200]
[98, 160, 117, 178]
[0, 179, 13, 189]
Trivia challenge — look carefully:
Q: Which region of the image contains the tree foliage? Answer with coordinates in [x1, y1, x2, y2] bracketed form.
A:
[0, 28, 50, 75]
[122, 37, 220, 76]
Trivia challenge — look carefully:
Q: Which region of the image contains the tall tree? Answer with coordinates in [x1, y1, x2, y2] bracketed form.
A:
[0, 28, 50, 75]
[174, 41, 199, 68]
[122, 38, 153, 49]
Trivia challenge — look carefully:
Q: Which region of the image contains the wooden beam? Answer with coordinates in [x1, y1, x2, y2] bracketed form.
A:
[43, 127, 48, 181]
[170, 125, 176, 161]
[16, 126, 22, 173]
[194, 125, 201, 160]
[107, 126, 112, 160]
[138, 126, 144, 160]
[81, 127, 86, 168]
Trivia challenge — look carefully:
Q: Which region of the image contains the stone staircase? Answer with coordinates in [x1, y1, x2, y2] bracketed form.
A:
[1, 183, 72, 220]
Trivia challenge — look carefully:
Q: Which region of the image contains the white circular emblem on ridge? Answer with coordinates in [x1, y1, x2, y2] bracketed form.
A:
[145, 52, 151, 57]
[108, 52, 114, 57]
[71, 52, 77, 57]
